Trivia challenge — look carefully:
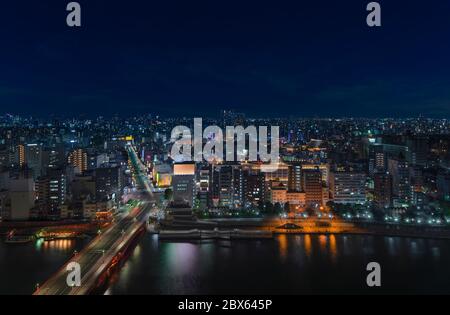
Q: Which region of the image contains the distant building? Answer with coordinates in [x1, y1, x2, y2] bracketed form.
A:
[270, 182, 287, 204]
[330, 171, 366, 204]
[288, 163, 302, 192]
[61, 199, 114, 220]
[301, 164, 330, 184]
[269, 183, 306, 206]
[196, 166, 210, 209]
[153, 163, 172, 187]
[437, 171, 450, 201]
[368, 144, 386, 175]
[244, 172, 266, 206]
[210, 164, 243, 208]
[406, 136, 428, 167]
[35, 168, 66, 219]
[42, 146, 65, 172]
[17, 144, 25, 167]
[68, 149, 88, 174]
[95, 167, 122, 202]
[373, 172, 392, 209]
[302, 168, 323, 206]
[4, 176, 35, 220]
[25, 144, 43, 179]
[262, 162, 289, 186]
[0, 147, 10, 169]
[172, 162, 195, 207]
[0, 170, 9, 191]
[70, 174, 96, 201]
[388, 158, 411, 205]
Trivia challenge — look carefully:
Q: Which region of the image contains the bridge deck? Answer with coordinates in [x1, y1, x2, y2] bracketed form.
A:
[34, 145, 155, 295]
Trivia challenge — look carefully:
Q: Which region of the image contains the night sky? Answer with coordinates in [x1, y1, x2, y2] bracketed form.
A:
[1, 0, 450, 118]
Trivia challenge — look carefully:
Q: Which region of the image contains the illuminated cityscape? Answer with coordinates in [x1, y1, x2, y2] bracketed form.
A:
[1, 0, 450, 300]
[1, 114, 450, 295]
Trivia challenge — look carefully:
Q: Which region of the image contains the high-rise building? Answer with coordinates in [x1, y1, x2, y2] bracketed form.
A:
[301, 164, 330, 184]
[210, 164, 244, 208]
[330, 171, 366, 204]
[68, 149, 88, 174]
[437, 171, 450, 201]
[5, 176, 35, 220]
[17, 144, 25, 167]
[406, 136, 428, 167]
[172, 162, 196, 207]
[35, 168, 66, 219]
[70, 174, 96, 201]
[42, 146, 65, 172]
[218, 165, 233, 207]
[0, 170, 9, 191]
[196, 166, 210, 209]
[388, 158, 411, 205]
[262, 162, 289, 186]
[368, 144, 385, 175]
[302, 168, 323, 206]
[244, 171, 266, 206]
[373, 172, 392, 209]
[95, 167, 122, 202]
[25, 144, 43, 179]
[0, 147, 10, 169]
[288, 163, 302, 192]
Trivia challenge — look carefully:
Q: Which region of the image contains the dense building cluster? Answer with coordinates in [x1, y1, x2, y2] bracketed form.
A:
[1, 112, 450, 224]
[0, 115, 130, 221]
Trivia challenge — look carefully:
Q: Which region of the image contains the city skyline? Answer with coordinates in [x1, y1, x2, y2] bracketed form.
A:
[2, 0, 450, 299]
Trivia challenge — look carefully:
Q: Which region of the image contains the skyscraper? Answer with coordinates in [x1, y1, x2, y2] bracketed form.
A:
[196, 166, 210, 209]
[210, 164, 244, 208]
[68, 149, 88, 174]
[4, 176, 35, 220]
[25, 144, 43, 179]
[406, 136, 428, 167]
[172, 162, 196, 207]
[288, 163, 302, 192]
[244, 171, 266, 206]
[373, 172, 392, 209]
[95, 167, 122, 202]
[302, 168, 323, 206]
[35, 168, 66, 219]
[330, 171, 366, 204]
[388, 158, 411, 205]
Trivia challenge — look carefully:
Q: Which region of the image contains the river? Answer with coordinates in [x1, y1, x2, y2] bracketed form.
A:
[1, 233, 449, 294]
[106, 233, 450, 294]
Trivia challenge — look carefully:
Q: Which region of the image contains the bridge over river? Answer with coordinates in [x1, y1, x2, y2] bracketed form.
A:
[34, 145, 155, 295]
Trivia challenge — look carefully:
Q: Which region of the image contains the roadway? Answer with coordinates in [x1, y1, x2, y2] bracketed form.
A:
[35, 144, 154, 295]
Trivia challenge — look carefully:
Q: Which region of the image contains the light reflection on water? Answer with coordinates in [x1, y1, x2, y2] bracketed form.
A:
[40, 239, 76, 251]
[329, 234, 337, 262]
[107, 233, 450, 294]
[2, 233, 450, 295]
[0, 238, 89, 295]
[163, 243, 198, 275]
[278, 234, 288, 260]
[304, 234, 312, 258]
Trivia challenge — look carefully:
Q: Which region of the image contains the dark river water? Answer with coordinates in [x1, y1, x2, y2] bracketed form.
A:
[106, 233, 450, 294]
[0, 238, 90, 295]
[1, 234, 450, 294]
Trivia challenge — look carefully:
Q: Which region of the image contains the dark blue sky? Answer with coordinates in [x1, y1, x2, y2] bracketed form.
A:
[1, 0, 450, 118]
